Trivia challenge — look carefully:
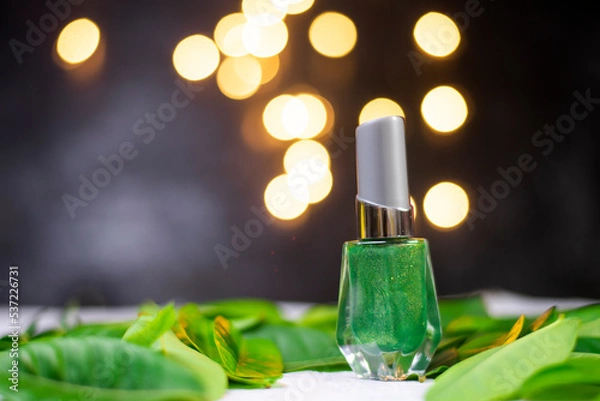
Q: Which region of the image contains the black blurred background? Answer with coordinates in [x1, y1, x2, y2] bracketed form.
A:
[1, 0, 599, 306]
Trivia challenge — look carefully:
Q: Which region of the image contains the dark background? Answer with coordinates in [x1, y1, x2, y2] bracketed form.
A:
[1, 0, 599, 306]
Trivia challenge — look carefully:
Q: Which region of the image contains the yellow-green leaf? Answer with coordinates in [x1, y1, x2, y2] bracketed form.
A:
[426, 317, 580, 401]
[123, 304, 176, 347]
[177, 305, 283, 387]
[527, 307, 557, 333]
[458, 315, 525, 358]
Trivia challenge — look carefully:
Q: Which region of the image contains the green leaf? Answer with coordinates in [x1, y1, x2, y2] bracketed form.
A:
[23, 307, 49, 341]
[0, 320, 134, 352]
[237, 338, 283, 380]
[429, 348, 459, 371]
[429, 336, 467, 369]
[0, 336, 224, 401]
[445, 315, 516, 336]
[0, 339, 11, 352]
[563, 304, 600, 324]
[436, 335, 468, 352]
[457, 315, 525, 358]
[438, 294, 489, 329]
[123, 304, 176, 347]
[16, 321, 133, 343]
[138, 300, 163, 315]
[153, 331, 227, 401]
[575, 337, 600, 354]
[176, 304, 221, 361]
[215, 316, 283, 386]
[198, 299, 284, 324]
[230, 315, 263, 332]
[0, 327, 66, 352]
[521, 384, 600, 401]
[64, 321, 133, 338]
[579, 319, 600, 338]
[426, 317, 580, 401]
[177, 304, 283, 387]
[558, 304, 600, 339]
[297, 304, 338, 334]
[456, 332, 504, 358]
[519, 353, 600, 400]
[245, 324, 348, 372]
[425, 365, 449, 378]
[405, 365, 450, 381]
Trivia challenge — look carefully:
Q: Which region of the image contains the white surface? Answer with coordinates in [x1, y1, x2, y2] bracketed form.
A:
[222, 371, 432, 401]
[1, 291, 597, 401]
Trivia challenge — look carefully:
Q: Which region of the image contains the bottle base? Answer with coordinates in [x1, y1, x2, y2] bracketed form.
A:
[339, 343, 432, 381]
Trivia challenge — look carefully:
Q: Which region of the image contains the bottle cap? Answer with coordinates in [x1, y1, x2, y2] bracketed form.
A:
[356, 116, 410, 210]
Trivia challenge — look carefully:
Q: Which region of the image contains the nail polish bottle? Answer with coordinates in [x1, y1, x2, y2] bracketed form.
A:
[336, 116, 442, 380]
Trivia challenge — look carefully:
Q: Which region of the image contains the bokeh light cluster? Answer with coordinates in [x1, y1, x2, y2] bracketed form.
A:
[263, 92, 334, 220]
[354, 11, 471, 230]
[52, 2, 475, 229]
[172, 0, 309, 98]
[171, 1, 340, 221]
[264, 139, 334, 220]
[264, 94, 329, 141]
[412, 11, 470, 229]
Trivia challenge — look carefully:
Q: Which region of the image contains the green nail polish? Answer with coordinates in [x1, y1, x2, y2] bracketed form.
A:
[336, 116, 442, 380]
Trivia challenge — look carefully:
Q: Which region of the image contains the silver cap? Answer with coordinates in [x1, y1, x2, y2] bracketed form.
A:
[356, 116, 410, 210]
[355, 116, 413, 239]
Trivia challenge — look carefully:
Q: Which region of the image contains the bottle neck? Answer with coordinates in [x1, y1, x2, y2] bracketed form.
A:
[357, 198, 414, 240]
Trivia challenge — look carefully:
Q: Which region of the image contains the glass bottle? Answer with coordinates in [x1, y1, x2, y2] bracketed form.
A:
[336, 116, 442, 380]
